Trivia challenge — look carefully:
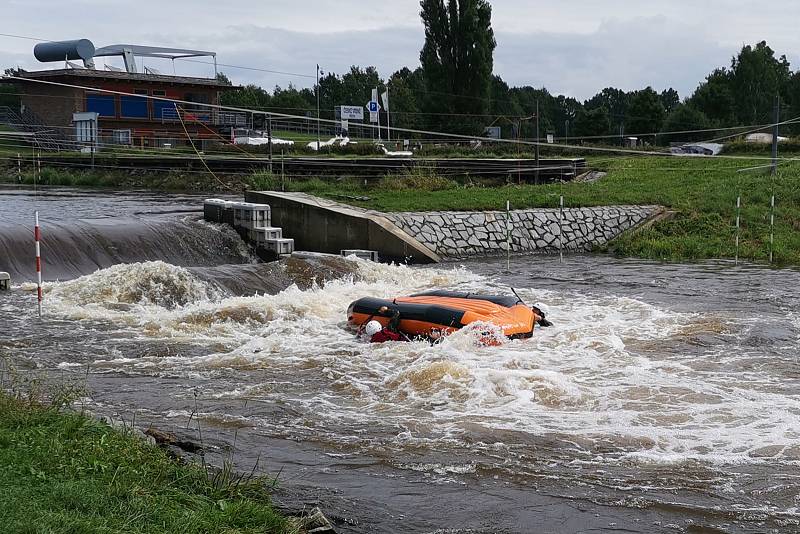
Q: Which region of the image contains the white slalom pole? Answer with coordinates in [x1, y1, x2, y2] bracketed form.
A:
[769, 194, 775, 264]
[735, 196, 741, 266]
[559, 195, 564, 264]
[35, 211, 42, 318]
[506, 200, 511, 271]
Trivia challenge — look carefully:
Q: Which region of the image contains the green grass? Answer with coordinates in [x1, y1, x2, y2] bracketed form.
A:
[0, 391, 290, 533]
[3, 151, 799, 264]
[271, 156, 800, 264]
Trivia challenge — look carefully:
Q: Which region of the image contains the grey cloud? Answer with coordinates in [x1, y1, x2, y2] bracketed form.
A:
[2, 1, 799, 103]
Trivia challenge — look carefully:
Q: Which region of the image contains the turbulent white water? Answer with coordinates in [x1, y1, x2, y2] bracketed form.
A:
[36, 258, 800, 470]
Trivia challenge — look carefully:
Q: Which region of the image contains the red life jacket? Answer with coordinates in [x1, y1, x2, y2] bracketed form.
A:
[370, 329, 405, 343]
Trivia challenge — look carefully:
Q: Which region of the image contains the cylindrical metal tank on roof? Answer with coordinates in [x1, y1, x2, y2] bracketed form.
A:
[33, 39, 95, 63]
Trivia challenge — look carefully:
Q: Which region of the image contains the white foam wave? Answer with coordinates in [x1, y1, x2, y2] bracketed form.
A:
[41, 258, 800, 466]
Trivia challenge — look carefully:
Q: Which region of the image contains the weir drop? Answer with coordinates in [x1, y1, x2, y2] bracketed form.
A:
[1, 187, 800, 533]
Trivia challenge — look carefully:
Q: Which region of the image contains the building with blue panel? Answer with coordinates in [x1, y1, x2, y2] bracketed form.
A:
[1, 41, 243, 148]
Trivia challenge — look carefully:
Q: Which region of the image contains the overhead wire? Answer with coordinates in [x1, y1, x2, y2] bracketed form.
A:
[5, 74, 798, 163]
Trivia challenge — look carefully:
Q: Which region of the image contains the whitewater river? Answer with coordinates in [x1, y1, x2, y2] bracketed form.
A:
[1, 186, 799, 533]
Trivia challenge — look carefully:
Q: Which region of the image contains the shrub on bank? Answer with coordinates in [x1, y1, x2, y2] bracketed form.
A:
[380, 165, 458, 191]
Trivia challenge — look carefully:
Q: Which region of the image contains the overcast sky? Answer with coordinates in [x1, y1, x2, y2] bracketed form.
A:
[3, 0, 800, 101]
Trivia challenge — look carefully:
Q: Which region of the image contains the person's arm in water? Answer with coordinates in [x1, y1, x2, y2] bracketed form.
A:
[378, 306, 402, 333]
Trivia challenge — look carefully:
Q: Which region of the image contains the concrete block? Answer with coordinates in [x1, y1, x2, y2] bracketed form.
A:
[341, 249, 380, 262]
[265, 238, 294, 255]
[232, 202, 271, 229]
[250, 226, 283, 244]
[203, 199, 227, 223]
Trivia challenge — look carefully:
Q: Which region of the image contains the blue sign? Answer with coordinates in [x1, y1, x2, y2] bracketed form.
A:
[368, 101, 379, 113]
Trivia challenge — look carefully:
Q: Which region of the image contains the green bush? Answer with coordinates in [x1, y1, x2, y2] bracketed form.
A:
[380, 165, 457, 191]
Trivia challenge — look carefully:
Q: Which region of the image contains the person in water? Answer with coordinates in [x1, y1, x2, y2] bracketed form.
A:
[363, 306, 409, 343]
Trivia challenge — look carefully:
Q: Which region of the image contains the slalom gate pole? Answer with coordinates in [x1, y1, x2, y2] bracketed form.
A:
[559, 195, 564, 264]
[769, 194, 775, 264]
[506, 200, 511, 271]
[35, 211, 42, 318]
[735, 196, 741, 266]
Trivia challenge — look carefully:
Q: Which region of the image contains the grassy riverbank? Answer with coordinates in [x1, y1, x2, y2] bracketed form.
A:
[3, 154, 799, 264]
[0, 391, 290, 533]
[280, 156, 800, 264]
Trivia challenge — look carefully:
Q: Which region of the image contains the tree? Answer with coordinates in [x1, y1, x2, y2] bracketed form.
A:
[660, 88, 680, 113]
[220, 84, 271, 110]
[730, 41, 790, 125]
[785, 71, 800, 135]
[388, 67, 425, 131]
[626, 87, 665, 137]
[553, 95, 582, 138]
[509, 86, 556, 137]
[585, 87, 629, 132]
[488, 76, 523, 138]
[270, 84, 314, 116]
[340, 66, 383, 108]
[689, 68, 735, 125]
[215, 72, 233, 86]
[660, 104, 712, 143]
[419, 0, 496, 134]
[574, 106, 611, 139]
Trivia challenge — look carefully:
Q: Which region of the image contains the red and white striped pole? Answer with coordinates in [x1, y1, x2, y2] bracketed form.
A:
[34, 211, 42, 317]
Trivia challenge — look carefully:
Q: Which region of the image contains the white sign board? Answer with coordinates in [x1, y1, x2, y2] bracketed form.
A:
[546, 134, 554, 144]
[339, 106, 364, 120]
[73, 111, 99, 144]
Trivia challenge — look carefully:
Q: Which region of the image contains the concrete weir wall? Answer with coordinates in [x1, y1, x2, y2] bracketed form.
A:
[387, 205, 664, 258]
[244, 191, 663, 262]
[245, 191, 441, 264]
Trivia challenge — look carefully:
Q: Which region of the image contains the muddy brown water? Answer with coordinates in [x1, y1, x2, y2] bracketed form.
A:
[1, 186, 799, 533]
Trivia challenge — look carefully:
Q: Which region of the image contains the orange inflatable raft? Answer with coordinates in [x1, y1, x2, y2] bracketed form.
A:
[347, 290, 550, 340]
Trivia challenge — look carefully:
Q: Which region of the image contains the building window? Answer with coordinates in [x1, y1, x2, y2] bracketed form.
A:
[151, 90, 174, 120]
[86, 93, 116, 117]
[121, 89, 149, 118]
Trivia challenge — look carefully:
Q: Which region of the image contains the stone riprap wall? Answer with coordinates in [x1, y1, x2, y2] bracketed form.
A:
[387, 205, 662, 258]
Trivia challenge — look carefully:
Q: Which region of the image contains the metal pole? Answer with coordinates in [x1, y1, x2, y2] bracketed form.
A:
[735, 195, 741, 266]
[377, 86, 382, 143]
[558, 195, 564, 263]
[772, 95, 780, 176]
[17, 153, 21, 183]
[506, 200, 511, 271]
[535, 101, 540, 185]
[316, 64, 321, 150]
[385, 89, 391, 142]
[281, 149, 285, 192]
[267, 114, 273, 174]
[34, 211, 42, 318]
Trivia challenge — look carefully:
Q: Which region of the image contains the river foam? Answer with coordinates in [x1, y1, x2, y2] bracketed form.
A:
[39, 258, 800, 469]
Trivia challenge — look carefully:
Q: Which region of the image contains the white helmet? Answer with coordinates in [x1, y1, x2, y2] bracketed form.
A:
[364, 320, 383, 337]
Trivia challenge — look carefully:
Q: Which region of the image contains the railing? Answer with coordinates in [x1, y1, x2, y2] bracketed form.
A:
[160, 107, 248, 127]
[0, 106, 68, 152]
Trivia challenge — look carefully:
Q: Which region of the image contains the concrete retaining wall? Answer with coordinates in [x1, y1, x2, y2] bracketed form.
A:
[245, 191, 440, 264]
[387, 205, 663, 258]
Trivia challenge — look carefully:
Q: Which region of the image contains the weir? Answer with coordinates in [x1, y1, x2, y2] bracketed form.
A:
[243, 191, 666, 262]
[244, 191, 441, 263]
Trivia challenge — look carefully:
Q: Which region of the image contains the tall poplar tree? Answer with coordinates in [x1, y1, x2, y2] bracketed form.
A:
[419, 0, 496, 134]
